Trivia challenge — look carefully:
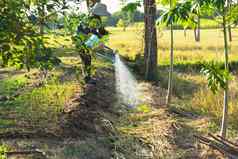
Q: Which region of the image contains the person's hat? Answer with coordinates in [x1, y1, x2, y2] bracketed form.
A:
[91, 3, 111, 16]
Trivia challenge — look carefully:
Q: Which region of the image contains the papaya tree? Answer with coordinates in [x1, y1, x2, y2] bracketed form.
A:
[218, 0, 230, 138]
[158, 0, 195, 105]
[159, 0, 232, 138]
[192, 0, 231, 138]
[227, 0, 232, 42]
[157, 0, 177, 105]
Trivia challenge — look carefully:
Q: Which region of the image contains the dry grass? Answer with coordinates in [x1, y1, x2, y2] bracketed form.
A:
[108, 28, 238, 65]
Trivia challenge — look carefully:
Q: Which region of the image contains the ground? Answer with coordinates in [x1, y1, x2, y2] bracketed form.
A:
[0, 27, 238, 158]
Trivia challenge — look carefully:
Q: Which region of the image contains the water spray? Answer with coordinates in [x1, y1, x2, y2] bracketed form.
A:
[96, 46, 141, 108]
[114, 54, 141, 108]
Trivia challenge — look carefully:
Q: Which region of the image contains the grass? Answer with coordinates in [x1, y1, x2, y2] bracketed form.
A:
[108, 27, 238, 136]
[0, 145, 8, 159]
[0, 32, 115, 134]
[108, 28, 238, 64]
[0, 73, 79, 132]
[0, 34, 82, 132]
[0, 74, 28, 96]
[0, 26, 237, 158]
[14, 82, 78, 129]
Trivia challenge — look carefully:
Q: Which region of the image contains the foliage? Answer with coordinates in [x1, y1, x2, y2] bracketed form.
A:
[117, 1, 142, 28]
[117, 19, 128, 29]
[157, 0, 196, 28]
[136, 104, 151, 113]
[34, 42, 61, 78]
[157, 0, 177, 6]
[0, 145, 8, 159]
[102, 10, 144, 26]
[0, 0, 34, 67]
[64, 13, 81, 34]
[201, 61, 230, 94]
[26, 0, 68, 33]
[0, 75, 27, 96]
[121, 1, 141, 13]
[71, 14, 108, 53]
[0, 0, 61, 74]
[228, 5, 238, 25]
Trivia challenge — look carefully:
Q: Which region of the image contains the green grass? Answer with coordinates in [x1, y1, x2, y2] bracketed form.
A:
[0, 73, 79, 131]
[0, 145, 9, 159]
[14, 82, 78, 127]
[0, 75, 28, 96]
[0, 33, 82, 132]
[0, 30, 116, 132]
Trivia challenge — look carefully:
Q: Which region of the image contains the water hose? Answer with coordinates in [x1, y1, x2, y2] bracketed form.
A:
[95, 45, 116, 63]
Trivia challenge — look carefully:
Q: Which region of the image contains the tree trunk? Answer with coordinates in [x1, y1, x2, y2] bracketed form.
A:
[220, 6, 229, 139]
[38, 3, 45, 35]
[194, 15, 200, 42]
[144, 0, 158, 81]
[228, 0, 232, 42]
[166, 0, 174, 105]
[228, 26, 232, 42]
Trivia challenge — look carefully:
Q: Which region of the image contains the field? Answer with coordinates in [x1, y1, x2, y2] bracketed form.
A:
[109, 27, 238, 64]
[0, 27, 238, 158]
[108, 27, 238, 134]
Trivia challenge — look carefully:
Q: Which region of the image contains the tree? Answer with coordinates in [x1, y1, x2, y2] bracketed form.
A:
[158, 0, 195, 105]
[192, 0, 230, 138]
[158, 0, 232, 138]
[167, 0, 174, 105]
[26, 0, 67, 35]
[219, 0, 229, 138]
[158, 0, 176, 105]
[0, 0, 34, 68]
[227, 0, 232, 41]
[194, 11, 201, 42]
[0, 0, 61, 76]
[144, 0, 158, 81]
[117, 19, 128, 31]
[120, 0, 158, 80]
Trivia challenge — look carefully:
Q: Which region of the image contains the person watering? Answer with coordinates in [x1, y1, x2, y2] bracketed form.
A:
[74, 2, 112, 84]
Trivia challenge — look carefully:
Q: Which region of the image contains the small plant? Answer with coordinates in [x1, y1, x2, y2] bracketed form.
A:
[35, 46, 61, 81]
[0, 145, 8, 159]
[136, 104, 151, 113]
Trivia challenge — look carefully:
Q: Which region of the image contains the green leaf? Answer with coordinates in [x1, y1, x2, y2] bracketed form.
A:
[201, 61, 230, 94]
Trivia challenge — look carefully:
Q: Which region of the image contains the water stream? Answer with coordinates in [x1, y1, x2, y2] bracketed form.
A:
[114, 54, 140, 108]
